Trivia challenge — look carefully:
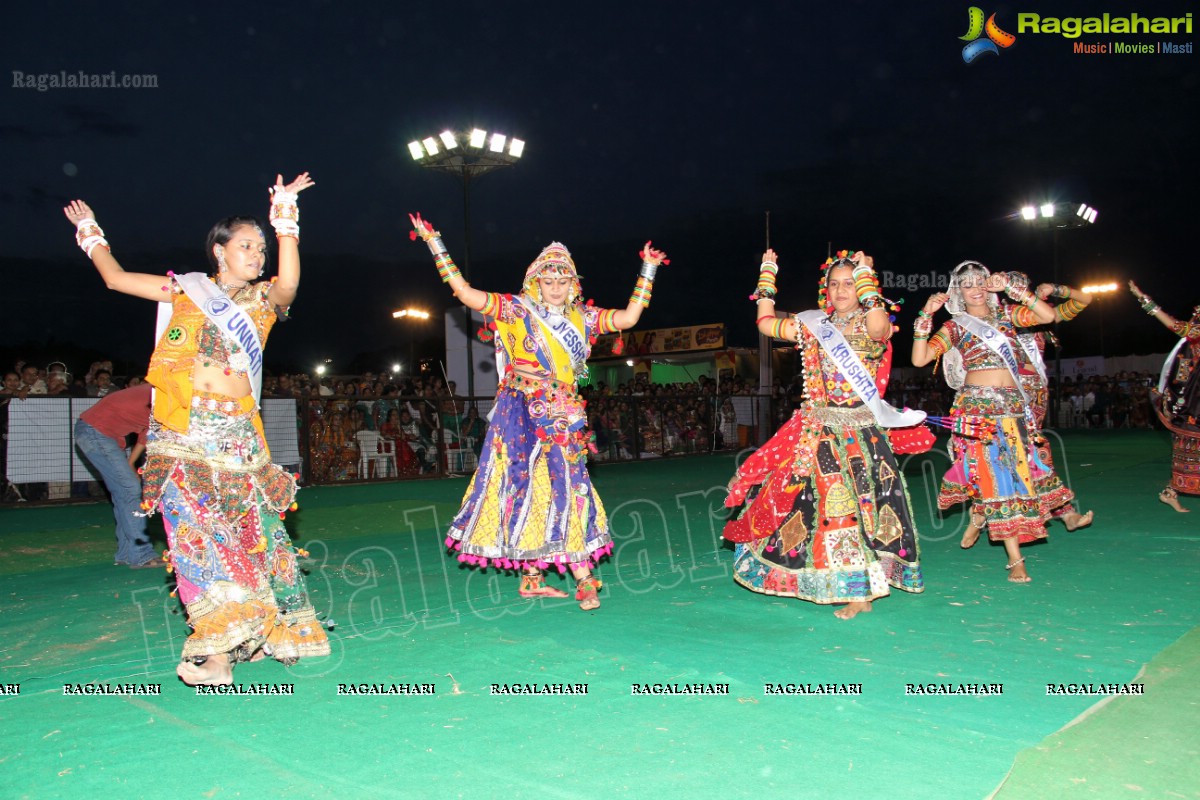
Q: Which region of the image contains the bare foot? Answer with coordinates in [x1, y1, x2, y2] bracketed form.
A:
[575, 576, 602, 611]
[834, 601, 872, 619]
[1006, 557, 1032, 584]
[518, 571, 570, 599]
[961, 515, 984, 548]
[1063, 510, 1094, 530]
[1160, 488, 1191, 513]
[176, 653, 233, 686]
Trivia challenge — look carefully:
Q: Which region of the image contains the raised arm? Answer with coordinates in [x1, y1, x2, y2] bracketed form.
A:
[409, 213, 489, 312]
[610, 241, 668, 330]
[267, 172, 314, 309]
[849, 251, 893, 341]
[752, 248, 798, 342]
[1036, 281, 1093, 321]
[991, 272, 1055, 326]
[1128, 281, 1185, 332]
[63, 200, 170, 301]
[911, 293, 948, 367]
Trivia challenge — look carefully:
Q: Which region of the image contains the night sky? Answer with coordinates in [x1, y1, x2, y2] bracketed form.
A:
[3, 1, 1197, 377]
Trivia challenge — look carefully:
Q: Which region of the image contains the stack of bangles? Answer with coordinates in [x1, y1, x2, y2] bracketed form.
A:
[750, 259, 778, 301]
[268, 190, 300, 240]
[415, 227, 463, 284]
[913, 310, 933, 341]
[761, 317, 790, 340]
[1138, 294, 1160, 316]
[853, 265, 885, 310]
[75, 218, 109, 258]
[1004, 284, 1037, 308]
[435, 252, 462, 283]
[630, 260, 657, 308]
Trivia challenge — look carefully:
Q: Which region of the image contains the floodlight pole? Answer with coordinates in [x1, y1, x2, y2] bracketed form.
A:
[411, 132, 522, 401]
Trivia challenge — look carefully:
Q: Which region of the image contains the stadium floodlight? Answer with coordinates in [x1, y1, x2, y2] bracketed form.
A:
[407, 125, 526, 398]
[1020, 205, 1037, 221]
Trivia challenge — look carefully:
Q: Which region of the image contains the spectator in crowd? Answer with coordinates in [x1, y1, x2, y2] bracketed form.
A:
[20, 365, 46, 395]
[460, 405, 487, 457]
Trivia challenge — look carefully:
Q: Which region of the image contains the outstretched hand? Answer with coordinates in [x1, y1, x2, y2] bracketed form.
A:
[923, 293, 949, 314]
[1128, 280, 1145, 299]
[984, 272, 1010, 293]
[640, 240, 669, 266]
[408, 212, 437, 241]
[274, 172, 315, 195]
[849, 251, 874, 269]
[63, 200, 96, 227]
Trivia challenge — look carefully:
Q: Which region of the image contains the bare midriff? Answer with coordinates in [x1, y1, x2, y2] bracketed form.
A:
[965, 368, 1018, 388]
[193, 363, 253, 398]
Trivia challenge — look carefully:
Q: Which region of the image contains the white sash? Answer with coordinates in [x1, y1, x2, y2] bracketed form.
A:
[1016, 333, 1047, 384]
[952, 312, 1030, 404]
[516, 296, 591, 374]
[162, 273, 266, 408]
[1159, 338, 1188, 394]
[797, 310, 926, 428]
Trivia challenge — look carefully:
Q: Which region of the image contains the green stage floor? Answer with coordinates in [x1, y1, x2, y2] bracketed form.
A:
[1, 430, 1197, 800]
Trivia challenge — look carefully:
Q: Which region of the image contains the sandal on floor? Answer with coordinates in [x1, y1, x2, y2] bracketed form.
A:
[1005, 557, 1031, 584]
[575, 576, 603, 611]
[518, 570, 569, 599]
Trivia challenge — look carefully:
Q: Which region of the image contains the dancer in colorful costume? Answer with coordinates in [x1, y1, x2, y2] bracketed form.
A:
[725, 249, 926, 619]
[957, 278, 1096, 545]
[912, 262, 1069, 583]
[409, 213, 667, 610]
[1128, 282, 1200, 512]
[64, 173, 330, 685]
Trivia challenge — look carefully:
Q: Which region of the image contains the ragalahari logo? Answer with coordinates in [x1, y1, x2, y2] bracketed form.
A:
[960, 7, 1017, 62]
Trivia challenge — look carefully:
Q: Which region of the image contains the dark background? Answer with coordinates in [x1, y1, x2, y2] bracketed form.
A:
[2, 0, 1196, 378]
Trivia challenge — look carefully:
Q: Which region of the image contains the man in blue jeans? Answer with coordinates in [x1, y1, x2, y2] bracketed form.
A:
[75, 383, 161, 568]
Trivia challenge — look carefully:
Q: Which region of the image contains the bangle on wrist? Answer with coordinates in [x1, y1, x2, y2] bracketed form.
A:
[268, 189, 300, 240]
[630, 276, 653, 308]
[74, 218, 109, 258]
[639, 260, 659, 281]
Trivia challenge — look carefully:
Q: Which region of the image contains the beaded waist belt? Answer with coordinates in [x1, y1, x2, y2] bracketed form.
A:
[502, 372, 579, 398]
[190, 392, 255, 416]
[803, 403, 876, 428]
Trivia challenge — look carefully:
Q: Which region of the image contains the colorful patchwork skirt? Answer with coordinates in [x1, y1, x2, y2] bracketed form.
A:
[447, 375, 611, 571]
[939, 385, 1070, 542]
[1153, 396, 1200, 496]
[1021, 374, 1078, 519]
[724, 405, 923, 604]
[142, 391, 330, 664]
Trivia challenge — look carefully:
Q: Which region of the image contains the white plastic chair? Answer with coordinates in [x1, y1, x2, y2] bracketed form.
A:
[355, 429, 397, 479]
[447, 437, 478, 472]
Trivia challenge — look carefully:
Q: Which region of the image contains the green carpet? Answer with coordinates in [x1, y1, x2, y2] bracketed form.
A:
[0, 430, 1196, 800]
